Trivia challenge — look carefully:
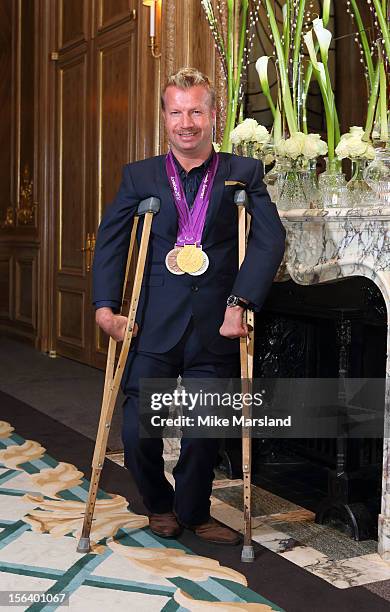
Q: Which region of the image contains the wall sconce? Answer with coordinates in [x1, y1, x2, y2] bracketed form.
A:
[143, 0, 161, 59]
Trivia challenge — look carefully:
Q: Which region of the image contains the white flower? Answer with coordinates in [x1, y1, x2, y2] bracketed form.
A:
[304, 30, 319, 70]
[213, 142, 221, 152]
[284, 132, 306, 159]
[349, 126, 365, 137]
[313, 18, 332, 62]
[335, 139, 350, 160]
[255, 56, 271, 98]
[254, 124, 270, 145]
[230, 118, 269, 147]
[336, 131, 375, 159]
[302, 133, 328, 159]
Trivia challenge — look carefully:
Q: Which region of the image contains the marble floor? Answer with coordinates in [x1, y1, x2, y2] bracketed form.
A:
[109, 439, 390, 594]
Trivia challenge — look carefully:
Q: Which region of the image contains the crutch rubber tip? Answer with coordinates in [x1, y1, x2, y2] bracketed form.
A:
[77, 537, 91, 554]
[241, 545, 255, 563]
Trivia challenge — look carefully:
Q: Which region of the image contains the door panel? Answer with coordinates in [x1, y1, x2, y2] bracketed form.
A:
[54, 49, 90, 363]
[59, 0, 88, 49]
[52, 0, 139, 368]
[92, 26, 137, 368]
[96, 0, 135, 33]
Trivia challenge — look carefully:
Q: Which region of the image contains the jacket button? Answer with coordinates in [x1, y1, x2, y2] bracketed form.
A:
[191, 285, 198, 292]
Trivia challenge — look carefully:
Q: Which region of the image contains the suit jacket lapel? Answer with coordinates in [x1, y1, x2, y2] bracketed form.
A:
[202, 153, 230, 245]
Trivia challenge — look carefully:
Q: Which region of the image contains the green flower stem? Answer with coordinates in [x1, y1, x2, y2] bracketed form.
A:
[283, 2, 290, 68]
[264, 0, 297, 134]
[313, 66, 335, 160]
[364, 60, 381, 139]
[349, 0, 375, 88]
[372, 0, 390, 62]
[379, 60, 389, 141]
[221, 1, 248, 152]
[302, 3, 330, 133]
[323, 62, 340, 144]
[292, 0, 306, 118]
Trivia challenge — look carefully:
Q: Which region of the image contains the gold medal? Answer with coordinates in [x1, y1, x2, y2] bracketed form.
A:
[189, 250, 209, 276]
[165, 247, 184, 275]
[176, 244, 204, 274]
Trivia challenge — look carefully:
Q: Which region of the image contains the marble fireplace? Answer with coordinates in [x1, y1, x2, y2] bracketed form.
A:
[276, 204, 390, 560]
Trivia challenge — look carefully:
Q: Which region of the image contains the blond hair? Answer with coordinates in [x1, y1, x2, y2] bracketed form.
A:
[161, 67, 216, 110]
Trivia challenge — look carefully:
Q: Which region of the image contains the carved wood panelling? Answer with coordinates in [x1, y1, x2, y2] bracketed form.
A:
[58, 53, 87, 273]
[0, 256, 12, 320]
[59, 0, 88, 50]
[19, 0, 35, 196]
[15, 255, 36, 327]
[96, 0, 136, 34]
[0, 0, 12, 223]
[57, 288, 85, 347]
[95, 30, 136, 220]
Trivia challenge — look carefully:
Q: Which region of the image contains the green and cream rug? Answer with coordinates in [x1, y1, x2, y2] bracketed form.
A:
[0, 420, 283, 611]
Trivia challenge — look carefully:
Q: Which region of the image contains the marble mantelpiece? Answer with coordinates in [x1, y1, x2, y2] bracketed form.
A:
[278, 205, 390, 560]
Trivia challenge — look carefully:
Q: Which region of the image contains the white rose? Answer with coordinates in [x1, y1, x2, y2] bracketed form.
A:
[365, 144, 376, 160]
[237, 118, 258, 141]
[302, 134, 325, 158]
[254, 124, 270, 144]
[349, 126, 365, 137]
[335, 139, 350, 159]
[284, 132, 305, 159]
[275, 139, 287, 157]
[230, 128, 242, 145]
[347, 136, 368, 158]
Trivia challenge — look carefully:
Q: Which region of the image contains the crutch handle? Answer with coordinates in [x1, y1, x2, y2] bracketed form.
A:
[234, 189, 248, 208]
[137, 197, 160, 216]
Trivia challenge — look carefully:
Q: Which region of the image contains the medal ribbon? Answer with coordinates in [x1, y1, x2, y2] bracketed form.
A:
[166, 150, 219, 246]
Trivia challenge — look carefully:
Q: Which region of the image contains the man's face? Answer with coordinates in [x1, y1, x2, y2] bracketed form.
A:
[162, 85, 216, 157]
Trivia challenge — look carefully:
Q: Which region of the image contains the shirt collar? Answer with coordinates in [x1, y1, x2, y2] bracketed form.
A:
[172, 150, 214, 176]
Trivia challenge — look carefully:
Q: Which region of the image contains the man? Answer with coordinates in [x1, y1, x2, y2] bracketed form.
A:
[93, 67, 285, 544]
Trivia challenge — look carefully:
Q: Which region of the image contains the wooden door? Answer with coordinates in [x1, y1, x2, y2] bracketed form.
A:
[90, 6, 138, 369]
[52, 0, 137, 366]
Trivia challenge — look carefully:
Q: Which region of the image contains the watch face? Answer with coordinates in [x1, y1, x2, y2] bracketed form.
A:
[227, 295, 238, 307]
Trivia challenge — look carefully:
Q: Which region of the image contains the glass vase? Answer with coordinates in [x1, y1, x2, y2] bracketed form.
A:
[363, 147, 390, 205]
[346, 158, 374, 207]
[263, 156, 287, 204]
[318, 158, 351, 208]
[277, 159, 312, 210]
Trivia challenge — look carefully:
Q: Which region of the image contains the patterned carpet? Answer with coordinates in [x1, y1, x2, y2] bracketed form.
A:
[0, 418, 283, 611]
[1, 390, 390, 611]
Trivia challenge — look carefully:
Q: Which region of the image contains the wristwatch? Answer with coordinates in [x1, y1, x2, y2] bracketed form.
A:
[226, 295, 249, 309]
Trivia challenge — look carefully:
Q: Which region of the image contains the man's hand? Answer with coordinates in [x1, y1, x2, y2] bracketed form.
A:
[95, 307, 138, 342]
[219, 306, 249, 339]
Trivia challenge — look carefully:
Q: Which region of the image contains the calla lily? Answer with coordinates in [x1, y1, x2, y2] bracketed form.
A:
[255, 56, 276, 117]
[303, 30, 319, 70]
[313, 18, 332, 64]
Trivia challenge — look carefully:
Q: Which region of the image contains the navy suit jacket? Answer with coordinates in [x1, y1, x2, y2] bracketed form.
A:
[92, 152, 286, 355]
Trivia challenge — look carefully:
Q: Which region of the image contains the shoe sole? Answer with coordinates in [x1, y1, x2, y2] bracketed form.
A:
[149, 527, 182, 539]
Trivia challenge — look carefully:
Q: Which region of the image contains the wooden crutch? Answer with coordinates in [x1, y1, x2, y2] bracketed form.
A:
[234, 189, 255, 563]
[77, 196, 160, 554]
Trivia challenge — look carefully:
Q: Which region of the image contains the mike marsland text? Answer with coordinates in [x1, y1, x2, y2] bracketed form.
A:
[150, 415, 292, 427]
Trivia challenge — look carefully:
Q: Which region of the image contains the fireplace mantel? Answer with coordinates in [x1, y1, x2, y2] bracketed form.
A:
[279, 205, 390, 559]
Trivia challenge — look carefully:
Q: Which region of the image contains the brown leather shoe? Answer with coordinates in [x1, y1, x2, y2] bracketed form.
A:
[149, 512, 182, 538]
[190, 518, 240, 545]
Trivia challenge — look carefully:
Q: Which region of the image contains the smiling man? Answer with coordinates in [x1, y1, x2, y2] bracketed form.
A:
[92, 67, 286, 544]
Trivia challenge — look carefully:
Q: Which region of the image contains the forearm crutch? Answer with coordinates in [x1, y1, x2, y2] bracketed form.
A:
[77, 196, 160, 553]
[234, 189, 255, 563]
